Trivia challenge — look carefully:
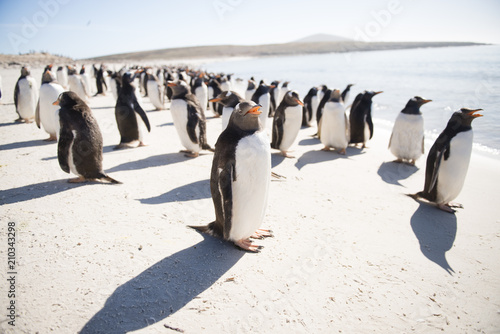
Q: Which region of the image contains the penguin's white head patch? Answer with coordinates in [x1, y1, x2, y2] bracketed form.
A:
[226, 91, 232, 97]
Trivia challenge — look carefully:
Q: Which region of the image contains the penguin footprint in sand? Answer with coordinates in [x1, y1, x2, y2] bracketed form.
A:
[55, 92, 121, 184]
[190, 102, 273, 252]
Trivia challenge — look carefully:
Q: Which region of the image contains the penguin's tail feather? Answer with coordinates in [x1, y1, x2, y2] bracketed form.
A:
[188, 222, 222, 238]
[98, 173, 122, 184]
[406, 192, 425, 201]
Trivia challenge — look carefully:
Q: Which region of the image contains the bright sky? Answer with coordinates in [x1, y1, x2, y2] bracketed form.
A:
[0, 0, 499, 59]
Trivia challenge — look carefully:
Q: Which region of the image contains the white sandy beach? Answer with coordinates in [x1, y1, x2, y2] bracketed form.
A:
[1, 66, 499, 333]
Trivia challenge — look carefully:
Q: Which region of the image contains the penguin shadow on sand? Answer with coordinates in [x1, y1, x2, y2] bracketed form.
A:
[271, 152, 287, 168]
[157, 121, 174, 127]
[80, 235, 244, 334]
[294, 146, 364, 171]
[0, 138, 54, 151]
[410, 202, 457, 275]
[139, 179, 210, 204]
[106, 152, 190, 173]
[0, 179, 86, 205]
[377, 161, 419, 187]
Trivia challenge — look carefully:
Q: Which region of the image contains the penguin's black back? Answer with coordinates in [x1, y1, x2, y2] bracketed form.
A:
[349, 92, 374, 144]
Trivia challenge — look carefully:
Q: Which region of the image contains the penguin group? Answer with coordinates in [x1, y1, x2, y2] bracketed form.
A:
[5, 61, 484, 253]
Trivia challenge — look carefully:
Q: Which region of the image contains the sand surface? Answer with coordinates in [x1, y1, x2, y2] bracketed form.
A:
[1, 66, 499, 333]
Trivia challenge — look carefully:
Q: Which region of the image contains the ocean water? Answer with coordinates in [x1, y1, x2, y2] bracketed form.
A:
[202, 45, 500, 157]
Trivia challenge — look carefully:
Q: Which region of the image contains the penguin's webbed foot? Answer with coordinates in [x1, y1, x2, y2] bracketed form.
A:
[281, 151, 295, 158]
[338, 148, 346, 155]
[321, 146, 331, 151]
[181, 150, 199, 158]
[44, 134, 57, 141]
[393, 158, 404, 164]
[68, 176, 87, 183]
[234, 238, 263, 253]
[448, 202, 464, 209]
[250, 228, 274, 239]
[437, 203, 456, 213]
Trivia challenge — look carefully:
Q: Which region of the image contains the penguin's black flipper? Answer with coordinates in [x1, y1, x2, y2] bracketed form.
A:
[219, 161, 235, 240]
[98, 173, 122, 184]
[35, 100, 41, 129]
[271, 110, 285, 149]
[13, 81, 20, 110]
[57, 125, 74, 174]
[133, 100, 151, 132]
[367, 112, 374, 139]
[186, 103, 200, 144]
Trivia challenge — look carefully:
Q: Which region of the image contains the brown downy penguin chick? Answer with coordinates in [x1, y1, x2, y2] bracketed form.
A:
[190, 101, 272, 252]
[55, 91, 121, 184]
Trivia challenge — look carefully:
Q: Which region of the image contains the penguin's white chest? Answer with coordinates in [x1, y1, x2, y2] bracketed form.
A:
[68, 130, 79, 176]
[170, 99, 200, 152]
[278, 105, 302, 151]
[258, 94, 270, 128]
[194, 85, 208, 112]
[389, 113, 424, 160]
[221, 106, 234, 131]
[320, 102, 348, 149]
[436, 130, 473, 204]
[68, 75, 88, 102]
[17, 77, 38, 119]
[147, 80, 164, 109]
[229, 131, 271, 241]
[39, 83, 64, 136]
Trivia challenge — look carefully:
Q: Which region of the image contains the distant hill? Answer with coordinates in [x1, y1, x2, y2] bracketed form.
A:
[0, 52, 73, 68]
[83, 41, 486, 63]
[291, 33, 352, 43]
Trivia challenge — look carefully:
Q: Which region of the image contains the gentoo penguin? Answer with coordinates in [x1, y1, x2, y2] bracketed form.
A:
[36, 70, 65, 141]
[245, 77, 257, 101]
[80, 65, 94, 96]
[109, 70, 122, 101]
[219, 75, 232, 92]
[302, 86, 317, 127]
[115, 72, 151, 149]
[167, 80, 212, 157]
[56, 66, 68, 89]
[341, 83, 355, 105]
[315, 85, 329, 127]
[251, 81, 274, 129]
[14, 66, 39, 123]
[277, 81, 290, 107]
[94, 64, 107, 96]
[192, 73, 208, 114]
[190, 101, 272, 252]
[54, 91, 121, 184]
[145, 70, 165, 110]
[207, 77, 223, 116]
[67, 66, 89, 102]
[320, 89, 349, 154]
[209, 90, 244, 131]
[349, 90, 383, 148]
[410, 108, 483, 213]
[389, 96, 432, 165]
[271, 90, 304, 158]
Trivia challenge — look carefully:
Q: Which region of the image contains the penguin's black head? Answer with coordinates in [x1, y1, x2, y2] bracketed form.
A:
[167, 80, 191, 97]
[247, 80, 256, 90]
[121, 71, 137, 85]
[283, 81, 290, 87]
[459, 108, 483, 126]
[327, 89, 341, 103]
[230, 101, 262, 132]
[362, 90, 383, 101]
[402, 96, 432, 114]
[41, 70, 56, 84]
[209, 90, 242, 107]
[283, 90, 304, 106]
[53, 91, 86, 111]
[21, 66, 30, 77]
[67, 66, 77, 75]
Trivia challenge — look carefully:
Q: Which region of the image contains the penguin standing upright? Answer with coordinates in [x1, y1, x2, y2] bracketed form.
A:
[349, 90, 383, 148]
[302, 86, 317, 127]
[56, 66, 68, 89]
[67, 66, 89, 102]
[14, 66, 39, 123]
[167, 80, 212, 157]
[341, 83, 355, 105]
[269, 80, 280, 117]
[109, 70, 122, 101]
[320, 89, 349, 154]
[251, 81, 274, 129]
[410, 108, 483, 213]
[271, 90, 304, 158]
[80, 65, 94, 96]
[192, 73, 208, 114]
[209, 90, 244, 131]
[114, 72, 151, 149]
[277, 81, 290, 107]
[207, 77, 222, 116]
[36, 70, 65, 141]
[190, 101, 272, 252]
[146, 70, 165, 110]
[389, 96, 432, 165]
[54, 91, 120, 184]
[245, 78, 257, 101]
[94, 64, 107, 96]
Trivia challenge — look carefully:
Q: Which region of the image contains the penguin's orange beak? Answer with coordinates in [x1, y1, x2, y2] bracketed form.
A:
[374, 91, 383, 95]
[52, 100, 59, 106]
[468, 109, 483, 118]
[247, 105, 262, 115]
[167, 82, 177, 87]
[295, 99, 304, 106]
[209, 97, 222, 103]
[422, 99, 432, 104]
